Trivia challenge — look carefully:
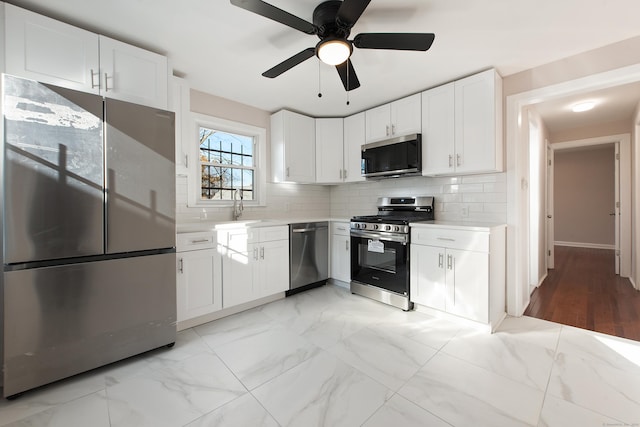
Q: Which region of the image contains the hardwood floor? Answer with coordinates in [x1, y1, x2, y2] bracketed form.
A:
[525, 245, 640, 341]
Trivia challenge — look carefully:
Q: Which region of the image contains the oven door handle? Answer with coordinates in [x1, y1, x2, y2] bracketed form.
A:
[350, 230, 408, 244]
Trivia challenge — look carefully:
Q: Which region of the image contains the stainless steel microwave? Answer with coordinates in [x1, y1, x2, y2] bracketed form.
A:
[361, 133, 422, 178]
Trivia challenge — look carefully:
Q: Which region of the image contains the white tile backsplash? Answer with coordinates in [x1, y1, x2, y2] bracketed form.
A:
[175, 172, 507, 224]
[329, 173, 507, 223]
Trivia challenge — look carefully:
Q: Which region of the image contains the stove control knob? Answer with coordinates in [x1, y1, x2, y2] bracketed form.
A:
[373, 224, 379, 230]
[394, 226, 400, 232]
[384, 225, 391, 231]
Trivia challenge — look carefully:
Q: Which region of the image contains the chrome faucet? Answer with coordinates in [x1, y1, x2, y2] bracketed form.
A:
[233, 189, 244, 220]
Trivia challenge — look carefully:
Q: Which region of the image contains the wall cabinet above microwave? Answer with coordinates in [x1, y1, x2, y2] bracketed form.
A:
[421, 69, 503, 176]
[365, 93, 422, 144]
[4, 3, 168, 109]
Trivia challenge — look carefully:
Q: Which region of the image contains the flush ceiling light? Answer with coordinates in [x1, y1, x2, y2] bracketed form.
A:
[571, 101, 596, 112]
[316, 38, 352, 66]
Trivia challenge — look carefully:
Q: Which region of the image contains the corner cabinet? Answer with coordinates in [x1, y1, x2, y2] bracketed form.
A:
[219, 225, 289, 308]
[176, 232, 222, 323]
[421, 69, 503, 176]
[271, 110, 316, 183]
[315, 118, 344, 184]
[314, 113, 366, 184]
[365, 93, 421, 143]
[410, 223, 506, 331]
[342, 112, 366, 183]
[5, 3, 168, 109]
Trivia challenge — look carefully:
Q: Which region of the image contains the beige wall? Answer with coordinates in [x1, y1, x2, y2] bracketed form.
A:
[176, 90, 332, 224]
[553, 146, 615, 247]
[551, 119, 631, 143]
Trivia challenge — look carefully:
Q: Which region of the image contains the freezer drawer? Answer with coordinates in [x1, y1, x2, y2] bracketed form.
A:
[2, 252, 176, 397]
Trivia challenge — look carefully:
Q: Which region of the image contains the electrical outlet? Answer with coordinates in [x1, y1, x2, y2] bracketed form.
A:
[461, 205, 469, 217]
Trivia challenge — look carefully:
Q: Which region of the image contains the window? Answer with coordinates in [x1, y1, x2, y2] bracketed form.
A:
[188, 114, 266, 207]
[199, 128, 254, 201]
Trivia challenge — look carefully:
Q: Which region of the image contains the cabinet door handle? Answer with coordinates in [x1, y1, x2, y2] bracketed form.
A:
[104, 73, 110, 92]
[286, 167, 290, 178]
[437, 237, 455, 242]
[253, 248, 259, 261]
[438, 253, 443, 268]
[343, 169, 347, 179]
[449, 155, 453, 167]
[456, 154, 461, 167]
[337, 226, 346, 231]
[178, 258, 184, 274]
[339, 169, 343, 179]
[346, 240, 349, 251]
[447, 254, 453, 270]
[386, 125, 390, 136]
[260, 246, 265, 260]
[190, 239, 210, 244]
[391, 124, 395, 135]
[90, 69, 99, 89]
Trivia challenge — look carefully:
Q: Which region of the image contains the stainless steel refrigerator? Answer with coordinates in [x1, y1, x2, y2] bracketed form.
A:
[0, 74, 176, 398]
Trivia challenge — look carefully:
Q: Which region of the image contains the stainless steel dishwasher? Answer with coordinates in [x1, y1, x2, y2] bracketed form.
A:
[288, 222, 329, 295]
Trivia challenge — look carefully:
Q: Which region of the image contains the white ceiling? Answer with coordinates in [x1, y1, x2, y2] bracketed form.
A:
[7, 0, 640, 124]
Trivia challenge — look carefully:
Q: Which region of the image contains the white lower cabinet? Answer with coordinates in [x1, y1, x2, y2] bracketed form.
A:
[410, 224, 505, 330]
[220, 225, 289, 308]
[176, 232, 222, 322]
[330, 222, 350, 283]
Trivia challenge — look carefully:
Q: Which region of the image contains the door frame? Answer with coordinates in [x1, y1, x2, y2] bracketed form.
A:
[506, 63, 640, 316]
[546, 135, 630, 276]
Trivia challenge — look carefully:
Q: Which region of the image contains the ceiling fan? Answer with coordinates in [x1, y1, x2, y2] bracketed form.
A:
[230, 0, 435, 91]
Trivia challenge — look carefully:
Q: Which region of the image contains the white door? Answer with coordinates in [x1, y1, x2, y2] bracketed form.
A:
[614, 142, 620, 275]
[447, 249, 489, 323]
[343, 112, 366, 182]
[365, 103, 391, 143]
[222, 242, 256, 308]
[330, 234, 351, 283]
[5, 4, 100, 94]
[546, 144, 555, 269]
[410, 245, 446, 310]
[390, 93, 422, 137]
[421, 82, 455, 175]
[315, 118, 344, 183]
[259, 239, 290, 297]
[177, 249, 221, 321]
[99, 35, 168, 109]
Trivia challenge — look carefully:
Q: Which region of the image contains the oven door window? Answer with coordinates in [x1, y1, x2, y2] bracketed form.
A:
[351, 236, 408, 295]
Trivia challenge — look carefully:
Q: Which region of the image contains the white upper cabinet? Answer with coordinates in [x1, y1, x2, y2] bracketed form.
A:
[5, 4, 168, 109]
[271, 110, 316, 183]
[365, 93, 421, 143]
[343, 112, 366, 183]
[5, 4, 100, 94]
[422, 69, 503, 176]
[315, 118, 344, 184]
[99, 36, 168, 109]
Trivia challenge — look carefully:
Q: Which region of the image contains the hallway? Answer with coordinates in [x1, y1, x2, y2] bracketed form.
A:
[525, 246, 640, 341]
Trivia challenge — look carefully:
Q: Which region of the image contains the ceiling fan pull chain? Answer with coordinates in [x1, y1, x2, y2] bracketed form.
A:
[346, 59, 350, 105]
[317, 59, 322, 98]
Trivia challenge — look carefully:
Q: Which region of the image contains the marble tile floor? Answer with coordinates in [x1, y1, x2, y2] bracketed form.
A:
[1, 284, 639, 427]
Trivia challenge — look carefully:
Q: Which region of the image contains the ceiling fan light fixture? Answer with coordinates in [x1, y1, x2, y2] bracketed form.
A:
[316, 38, 352, 65]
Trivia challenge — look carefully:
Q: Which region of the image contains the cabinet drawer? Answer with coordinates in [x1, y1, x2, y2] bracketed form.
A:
[177, 232, 216, 252]
[411, 228, 489, 252]
[258, 226, 289, 243]
[331, 222, 350, 236]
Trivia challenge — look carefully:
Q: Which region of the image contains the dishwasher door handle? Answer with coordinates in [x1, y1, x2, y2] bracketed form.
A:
[292, 227, 327, 233]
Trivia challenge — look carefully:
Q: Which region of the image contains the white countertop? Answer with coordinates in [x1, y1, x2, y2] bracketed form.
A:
[176, 217, 350, 233]
[409, 220, 506, 232]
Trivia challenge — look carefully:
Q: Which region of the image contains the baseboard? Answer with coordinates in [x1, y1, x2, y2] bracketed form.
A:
[630, 276, 639, 291]
[554, 241, 615, 250]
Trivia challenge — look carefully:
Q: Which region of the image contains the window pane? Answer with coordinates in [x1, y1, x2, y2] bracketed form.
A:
[199, 125, 256, 201]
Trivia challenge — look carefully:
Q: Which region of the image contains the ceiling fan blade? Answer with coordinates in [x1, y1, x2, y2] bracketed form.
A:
[262, 48, 315, 78]
[336, 60, 361, 91]
[230, 0, 316, 34]
[336, 0, 371, 28]
[354, 33, 435, 51]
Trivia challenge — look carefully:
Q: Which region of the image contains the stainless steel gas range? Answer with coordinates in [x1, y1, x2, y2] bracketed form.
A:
[350, 196, 434, 310]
